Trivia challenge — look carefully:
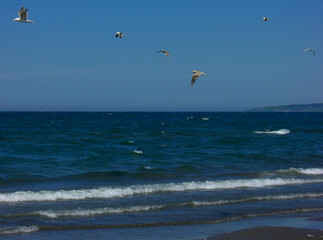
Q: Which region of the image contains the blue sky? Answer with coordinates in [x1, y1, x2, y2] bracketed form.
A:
[0, 0, 322, 111]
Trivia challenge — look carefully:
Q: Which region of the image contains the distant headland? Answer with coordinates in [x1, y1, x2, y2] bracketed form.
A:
[248, 103, 323, 112]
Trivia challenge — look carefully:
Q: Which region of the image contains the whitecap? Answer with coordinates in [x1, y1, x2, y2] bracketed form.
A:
[0, 226, 39, 235]
[8, 192, 323, 219]
[133, 150, 143, 154]
[191, 192, 323, 207]
[253, 129, 290, 135]
[0, 178, 321, 203]
[279, 167, 323, 175]
[202, 117, 209, 121]
[33, 205, 163, 218]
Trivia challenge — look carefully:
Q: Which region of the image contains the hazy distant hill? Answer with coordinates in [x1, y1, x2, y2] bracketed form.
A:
[248, 103, 323, 112]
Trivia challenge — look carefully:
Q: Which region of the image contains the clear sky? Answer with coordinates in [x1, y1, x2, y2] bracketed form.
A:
[0, 0, 322, 111]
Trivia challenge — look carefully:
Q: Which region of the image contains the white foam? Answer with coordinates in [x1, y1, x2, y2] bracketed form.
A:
[191, 192, 323, 206]
[202, 117, 209, 121]
[253, 129, 290, 135]
[13, 192, 323, 218]
[279, 168, 323, 175]
[0, 178, 321, 203]
[34, 205, 163, 218]
[0, 226, 38, 235]
[246, 207, 323, 218]
[133, 150, 143, 154]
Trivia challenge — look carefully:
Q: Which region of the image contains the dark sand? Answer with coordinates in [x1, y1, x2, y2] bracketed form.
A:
[203, 227, 323, 240]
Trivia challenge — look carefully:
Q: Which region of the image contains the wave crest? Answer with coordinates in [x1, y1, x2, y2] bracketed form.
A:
[133, 150, 143, 154]
[278, 168, 323, 175]
[7, 192, 322, 218]
[253, 129, 290, 135]
[0, 178, 321, 203]
[0, 226, 38, 235]
[34, 205, 164, 218]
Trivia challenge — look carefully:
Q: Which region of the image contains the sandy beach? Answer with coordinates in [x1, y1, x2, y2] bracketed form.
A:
[203, 226, 323, 240]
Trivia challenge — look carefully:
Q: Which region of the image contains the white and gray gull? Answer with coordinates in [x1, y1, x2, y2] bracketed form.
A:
[115, 32, 126, 38]
[303, 48, 315, 56]
[13, 7, 33, 23]
[157, 50, 169, 58]
[191, 70, 206, 86]
[262, 16, 269, 22]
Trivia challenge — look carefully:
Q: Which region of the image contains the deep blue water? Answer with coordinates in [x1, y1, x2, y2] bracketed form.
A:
[0, 112, 322, 238]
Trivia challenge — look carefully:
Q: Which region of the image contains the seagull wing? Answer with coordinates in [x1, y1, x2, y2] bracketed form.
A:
[157, 50, 169, 57]
[18, 7, 25, 19]
[191, 71, 200, 86]
[23, 9, 29, 20]
[303, 48, 315, 55]
[21, 8, 28, 21]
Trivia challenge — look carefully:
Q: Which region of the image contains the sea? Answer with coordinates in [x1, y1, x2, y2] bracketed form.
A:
[0, 112, 322, 239]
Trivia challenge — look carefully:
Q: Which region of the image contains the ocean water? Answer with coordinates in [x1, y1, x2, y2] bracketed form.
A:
[0, 112, 322, 239]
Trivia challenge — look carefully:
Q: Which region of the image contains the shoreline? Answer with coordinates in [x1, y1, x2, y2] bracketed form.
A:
[202, 226, 323, 240]
[1, 212, 323, 239]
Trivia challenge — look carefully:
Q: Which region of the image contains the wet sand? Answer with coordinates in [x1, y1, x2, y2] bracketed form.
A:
[203, 226, 323, 240]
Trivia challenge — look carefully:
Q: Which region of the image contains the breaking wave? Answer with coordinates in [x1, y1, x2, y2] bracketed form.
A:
[0, 226, 39, 235]
[2, 208, 323, 233]
[191, 192, 323, 207]
[32, 205, 164, 218]
[253, 129, 290, 135]
[278, 168, 323, 175]
[133, 150, 143, 154]
[6, 192, 322, 218]
[0, 178, 321, 203]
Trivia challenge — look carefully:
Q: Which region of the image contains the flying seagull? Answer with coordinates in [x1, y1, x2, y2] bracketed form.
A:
[157, 50, 169, 58]
[13, 7, 33, 23]
[303, 48, 315, 56]
[191, 70, 206, 86]
[262, 16, 269, 22]
[115, 32, 126, 38]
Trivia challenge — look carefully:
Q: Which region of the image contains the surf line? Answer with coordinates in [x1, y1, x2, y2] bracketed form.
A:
[2, 207, 321, 235]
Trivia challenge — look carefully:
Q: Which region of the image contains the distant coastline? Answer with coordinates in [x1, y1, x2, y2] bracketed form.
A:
[248, 103, 323, 112]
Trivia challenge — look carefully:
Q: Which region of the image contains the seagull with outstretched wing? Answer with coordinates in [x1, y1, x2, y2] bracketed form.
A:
[115, 32, 126, 38]
[303, 48, 315, 56]
[157, 50, 169, 58]
[191, 70, 206, 86]
[262, 16, 269, 22]
[13, 7, 33, 23]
